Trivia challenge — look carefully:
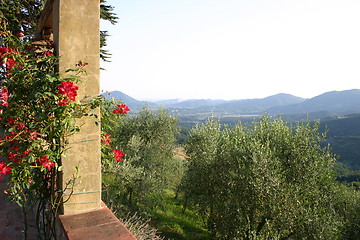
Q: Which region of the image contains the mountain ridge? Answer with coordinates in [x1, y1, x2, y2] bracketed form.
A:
[105, 89, 360, 117]
[268, 89, 360, 115]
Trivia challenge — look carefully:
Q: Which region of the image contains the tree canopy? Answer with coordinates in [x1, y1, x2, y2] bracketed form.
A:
[102, 107, 182, 207]
[182, 116, 348, 239]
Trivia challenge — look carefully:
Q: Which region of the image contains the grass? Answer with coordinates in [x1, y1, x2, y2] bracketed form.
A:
[147, 189, 210, 240]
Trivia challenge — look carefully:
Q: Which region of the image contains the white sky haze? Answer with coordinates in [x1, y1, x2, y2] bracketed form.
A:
[100, 0, 360, 101]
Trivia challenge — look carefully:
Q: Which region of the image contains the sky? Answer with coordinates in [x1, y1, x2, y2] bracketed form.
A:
[100, 0, 360, 101]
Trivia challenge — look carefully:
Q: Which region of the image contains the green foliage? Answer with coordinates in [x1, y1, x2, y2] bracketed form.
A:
[0, 0, 118, 61]
[100, 1, 118, 25]
[102, 107, 181, 207]
[100, 30, 112, 62]
[100, 0, 118, 62]
[148, 189, 210, 240]
[0, 0, 46, 36]
[319, 114, 360, 170]
[182, 116, 343, 239]
[332, 184, 360, 240]
[180, 118, 222, 214]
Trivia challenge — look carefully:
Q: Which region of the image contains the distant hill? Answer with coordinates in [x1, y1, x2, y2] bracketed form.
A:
[130, 93, 306, 111]
[319, 114, 360, 170]
[102, 91, 156, 111]
[269, 89, 360, 115]
[171, 99, 229, 108]
[105, 89, 360, 118]
[205, 93, 306, 114]
[154, 99, 229, 108]
[154, 99, 186, 106]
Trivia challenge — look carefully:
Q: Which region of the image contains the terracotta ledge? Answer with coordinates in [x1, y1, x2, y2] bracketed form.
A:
[58, 202, 136, 240]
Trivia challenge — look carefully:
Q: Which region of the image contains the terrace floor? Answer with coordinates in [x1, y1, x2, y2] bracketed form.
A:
[1, 176, 135, 240]
[0, 176, 37, 240]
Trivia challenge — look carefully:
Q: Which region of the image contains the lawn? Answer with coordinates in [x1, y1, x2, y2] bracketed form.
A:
[148, 189, 210, 240]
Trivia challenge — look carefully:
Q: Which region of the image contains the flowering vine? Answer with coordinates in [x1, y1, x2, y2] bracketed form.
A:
[57, 81, 79, 106]
[0, 20, 129, 238]
[113, 104, 130, 114]
[0, 40, 63, 213]
[101, 100, 130, 164]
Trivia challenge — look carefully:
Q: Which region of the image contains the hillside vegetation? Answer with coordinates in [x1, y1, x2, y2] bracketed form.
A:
[107, 89, 360, 171]
[102, 104, 360, 239]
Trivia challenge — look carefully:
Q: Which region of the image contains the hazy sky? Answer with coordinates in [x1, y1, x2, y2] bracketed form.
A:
[100, 0, 360, 101]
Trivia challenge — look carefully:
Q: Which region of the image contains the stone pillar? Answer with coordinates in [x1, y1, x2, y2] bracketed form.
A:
[52, 0, 101, 214]
[32, 2, 136, 239]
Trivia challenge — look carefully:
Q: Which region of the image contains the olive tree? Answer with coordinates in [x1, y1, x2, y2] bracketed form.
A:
[103, 107, 181, 207]
[182, 116, 343, 239]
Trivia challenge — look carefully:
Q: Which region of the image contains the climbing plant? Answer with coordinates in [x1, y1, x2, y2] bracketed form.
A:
[0, 19, 127, 239]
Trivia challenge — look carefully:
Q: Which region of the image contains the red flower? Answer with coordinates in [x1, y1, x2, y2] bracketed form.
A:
[57, 81, 78, 105]
[0, 47, 8, 55]
[58, 81, 78, 99]
[17, 32, 24, 37]
[0, 162, 12, 180]
[29, 131, 39, 140]
[43, 51, 54, 56]
[0, 162, 12, 175]
[0, 101, 8, 107]
[6, 117, 17, 126]
[5, 58, 17, 69]
[8, 148, 30, 163]
[112, 149, 125, 162]
[112, 104, 130, 115]
[58, 98, 70, 106]
[0, 87, 8, 101]
[0, 46, 14, 55]
[101, 133, 112, 146]
[38, 156, 55, 171]
[75, 60, 88, 67]
[5, 133, 17, 143]
[8, 151, 19, 163]
[23, 150, 30, 156]
[16, 122, 26, 130]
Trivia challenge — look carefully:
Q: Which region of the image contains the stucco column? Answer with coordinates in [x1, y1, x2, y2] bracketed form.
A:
[52, 0, 101, 214]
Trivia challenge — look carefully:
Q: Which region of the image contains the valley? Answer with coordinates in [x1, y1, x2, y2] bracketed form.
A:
[105, 89, 360, 171]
